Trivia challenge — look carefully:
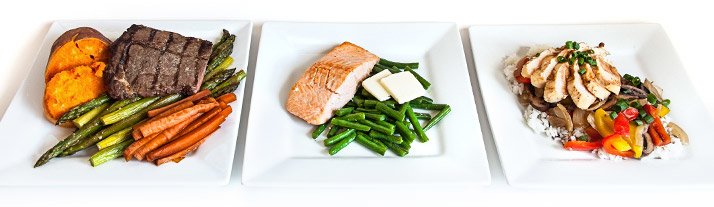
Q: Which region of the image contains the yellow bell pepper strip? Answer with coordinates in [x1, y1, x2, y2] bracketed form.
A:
[603, 134, 635, 158]
[631, 125, 645, 158]
[644, 104, 671, 146]
[658, 104, 670, 117]
[593, 109, 614, 137]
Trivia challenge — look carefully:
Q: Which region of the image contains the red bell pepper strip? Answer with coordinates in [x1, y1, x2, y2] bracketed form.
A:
[644, 104, 671, 146]
[602, 134, 635, 158]
[564, 140, 602, 151]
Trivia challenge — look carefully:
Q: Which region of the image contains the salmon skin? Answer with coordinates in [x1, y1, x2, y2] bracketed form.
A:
[286, 42, 379, 125]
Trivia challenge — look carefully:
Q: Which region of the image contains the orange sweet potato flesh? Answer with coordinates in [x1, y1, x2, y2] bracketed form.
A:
[44, 62, 107, 122]
[43, 27, 111, 125]
[45, 27, 111, 83]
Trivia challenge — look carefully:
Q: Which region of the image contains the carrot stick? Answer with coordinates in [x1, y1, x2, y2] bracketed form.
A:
[155, 127, 218, 166]
[218, 101, 227, 110]
[149, 101, 194, 118]
[138, 102, 218, 137]
[124, 133, 158, 161]
[147, 90, 210, 117]
[217, 93, 237, 104]
[146, 110, 230, 161]
[177, 106, 228, 137]
[134, 113, 201, 160]
[132, 129, 143, 140]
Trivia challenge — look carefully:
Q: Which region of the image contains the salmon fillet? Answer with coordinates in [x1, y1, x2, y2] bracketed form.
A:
[286, 42, 379, 125]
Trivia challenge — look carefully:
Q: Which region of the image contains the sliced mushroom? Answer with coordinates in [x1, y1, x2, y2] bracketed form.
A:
[643, 129, 655, 155]
[643, 79, 664, 101]
[529, 95, 551, 112]
[587, 99, 608, 111]
[620, 85, 647, 99]
[572, 109, 590, 129]
[599, 98, 618, 111]
[668, 122, 689, 144]
[518, 86, 532, 106]
[547, 104, 573, 132]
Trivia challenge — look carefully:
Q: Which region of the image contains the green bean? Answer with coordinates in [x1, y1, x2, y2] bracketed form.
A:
[363, 100, 380, 108]
[405, 104, 429, 143]
[388, 66, 402, 74]
[327, 126, 342, 136]
[100, 97, 160, 125]
[328, 132, 357, 155]
[342, 113, 366, 121]
[372, 64, 386, 74]
[351, 96, 364, 107]
[364, 113, 386, 121]
[414, 112, 432, 120]
[311, 124, 328, 139]
[376, 102, 404, 121]
[334, 107, 354, 116]
[397, 104, 408, 121]
[379, 58, 419, 69]
[369, 130, 403, 144]
[360, 88, 375, 99]
[355, 133, 386, 156]
[384, 141, 408, 157]
[409, 96, 434, 104]
[324, 129, 355, 146]
[355, 107, 379, 113]
[358, 119, 395, 135]
[406, 67, 430, 90]
[374, 120, 396, 130]
[410, 103, 448, 110]
[330, 118, 371, 131]
[395, 121, 416, 143]
[424, 105, 451, 131]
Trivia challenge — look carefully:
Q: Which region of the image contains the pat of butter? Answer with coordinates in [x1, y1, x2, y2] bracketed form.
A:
[379, 71, 426, 104]
[361, 70, 393, 101]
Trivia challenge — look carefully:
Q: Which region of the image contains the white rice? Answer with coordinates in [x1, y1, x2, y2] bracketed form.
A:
[505, 46, 686, 160]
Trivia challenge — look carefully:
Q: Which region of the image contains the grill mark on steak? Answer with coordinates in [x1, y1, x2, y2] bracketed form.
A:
[105, 24, 212, 99]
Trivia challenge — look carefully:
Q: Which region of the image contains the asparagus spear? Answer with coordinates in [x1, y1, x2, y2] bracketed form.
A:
[205, 35, 235, 74]
[34, 98, 137, 167]
[200, 68, 236, 91]
[211, 70, 246, 96]
[61, 95, 182, 155]
[56, 94, 111, 125]
[100, 97, 160, 125]
[90, 139, 134, 167]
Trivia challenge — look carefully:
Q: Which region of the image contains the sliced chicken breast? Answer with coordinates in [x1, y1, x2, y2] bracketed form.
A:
[286, 42, 379, 125]
[543, 62, 570, 103]
[581, 63, 611, 100]
[531, 49, 571, 88]
[567, 64, 597, 109]
[594, 56, 622, 94]
[521, 48, 556, 78]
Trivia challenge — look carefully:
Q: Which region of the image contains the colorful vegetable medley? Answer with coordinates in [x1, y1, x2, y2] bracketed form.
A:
[506, 41, 688, 160]
[35, 29, 246, 167]
[310, 58, 451, 156]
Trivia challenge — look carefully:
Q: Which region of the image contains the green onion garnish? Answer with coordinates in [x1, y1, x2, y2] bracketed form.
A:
[644, 114, 655, 124]
[610, 111, 618, 120]
[647, 93, 658, 105]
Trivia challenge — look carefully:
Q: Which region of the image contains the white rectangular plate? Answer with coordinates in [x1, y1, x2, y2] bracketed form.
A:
[242, 22, 490, 186]
[0, 20, 252, 186]
[469, 24, 714, 188]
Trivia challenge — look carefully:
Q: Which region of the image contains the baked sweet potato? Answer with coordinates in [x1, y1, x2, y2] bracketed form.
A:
[45, 27, 111, 83]
[43, 27, 111, 126]
[44, 62, 108, 125]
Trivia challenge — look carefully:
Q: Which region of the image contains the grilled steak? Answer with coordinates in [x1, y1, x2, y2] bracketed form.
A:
[105, 24, 213, 99]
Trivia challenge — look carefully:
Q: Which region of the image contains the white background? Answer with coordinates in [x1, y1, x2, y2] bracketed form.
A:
[1, 0, 713, 206]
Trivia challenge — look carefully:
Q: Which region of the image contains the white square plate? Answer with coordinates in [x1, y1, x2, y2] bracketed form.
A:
[242, 22, 490, 186]
[469, 24, 714, 188]
[0, 20, 252, 186]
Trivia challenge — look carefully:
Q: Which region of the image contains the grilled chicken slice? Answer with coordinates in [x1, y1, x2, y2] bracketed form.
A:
[594, 56, 621, 94]
[286, 42, 379, 125]
[567, 64, 597, 109]
[531, 49, 571, 88]
[521, 48, 556, 78]
[543, 62, 570, 103]
[581, 64, 611, 100]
